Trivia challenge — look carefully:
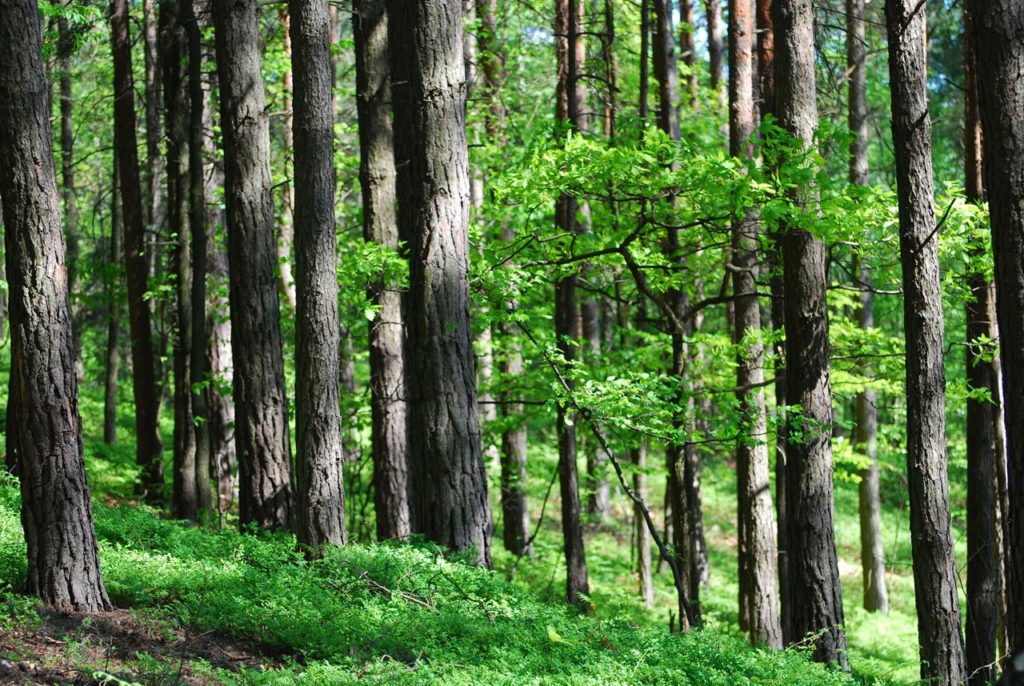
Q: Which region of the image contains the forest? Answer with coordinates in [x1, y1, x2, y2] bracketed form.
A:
[0, 0, 1021, 682]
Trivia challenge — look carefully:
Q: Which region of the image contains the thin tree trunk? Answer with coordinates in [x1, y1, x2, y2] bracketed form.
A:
[678, 0, 698, 103]
[354, 0, 411, 542]
[111, 0, 165, 504]
[633, 439, 654, 609]
[389, 0, 492, 567]
[705, 0, 725, 98]
[0, 1, 110, 611]
[773, 0, 848, 665]
[291, 0, 347, 553]
[143, 0, 163, 240]
[104, 156, 122, 446]
[277, 7, 298, 312]
[971, 0, 1024, 658]
[57, 17, 83, 380]
[212, 0, 295, 531]
[885, 0, 967, 681]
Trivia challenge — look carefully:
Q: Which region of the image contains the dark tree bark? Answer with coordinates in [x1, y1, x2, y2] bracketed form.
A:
[553, 0, 590, 603]
[678, 0, 698, 102]
[389, 0, 492, 566]
[354, 0, 412, 542]
[971, 0, 1024, 657]
[104, 156, 122, 446]
[773, 0, 848, 665]
[705, 0, 725, 97]
[111, 0, 165, 503]
[212, 0, 295, 531]
[730, 0, 782, 647]
[885, 0, 967, 681]
[57, 16, 83, 379]
[847, 0, 888, 616]
[291, 0, 347, 552]
[0, 0, 110, 611]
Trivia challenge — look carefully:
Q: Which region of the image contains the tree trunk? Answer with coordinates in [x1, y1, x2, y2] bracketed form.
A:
[143, 0, 163, 242]
[212, 0, 295, 531]
[111, 0, 165, 504]
[291, 0, 347, 553]
[277, 7, 298, 312]
[57, 17, 83, 380]
[730, 0, 782, 647]
[971, 0, 1024, 657]
[633, 440, 654, 609]
[0, 0, 110, 611]
[678, 0, 698, 103]
[354, 0, 412, 542]
[705, 0, 725, 98]
[389, 0, 492, 566]
[773, 0, 848, 665]
[104, 156, 122, 446]
[885, 0, 967, 681]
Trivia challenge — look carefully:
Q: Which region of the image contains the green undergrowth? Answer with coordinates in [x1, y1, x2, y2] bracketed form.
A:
[0, 478, 865, 685]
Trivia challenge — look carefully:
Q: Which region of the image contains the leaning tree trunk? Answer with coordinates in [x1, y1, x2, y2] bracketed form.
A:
[847, 0, 888, 616]
[212, 0, 295, 531]
[354, 0, 412, 542]
[970, 0, 1024, 659]
[885, 0, 967, 681]
[111, 0, 165, 503]
[389, 0, 492, 567]
[729, 0, 782, 647]
[773, 0, 848, 666]
[0, 0, 110, 611]
[291, 0, 347, 553]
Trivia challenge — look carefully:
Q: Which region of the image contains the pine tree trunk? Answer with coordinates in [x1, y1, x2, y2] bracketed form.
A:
[885, 0, 967, 681]
[354, 0, 412, 542]
[104, 157, 122, 446]
[0, 1, 110, 611]
[705, 0, 725, 98]
[111, 0, 165, 504]
[970, 0, 1024, 657]
[678, 0, 698, 102]
[212, 0, 295, 531]
[291, 0, 347, 553]
[773, 0, 848, 665]
[389, 0, 492, 566]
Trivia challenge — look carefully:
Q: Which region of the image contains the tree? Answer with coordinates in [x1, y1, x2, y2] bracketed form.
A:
[389, 0, 492, 566]
[291, 0, 347, 552]
[970, 0, 1024, 658]
[111, 0, 165, 503]
[729, 0, 782, 647]
[773, 0, 848, 665]
[104, 155, 122, 446]
[57, 15, 83, 378]
[885, 0, 967, 681]
[0, 0, 110, 611]
[705, 0, 725, 96]
[212, 0, 295, 530]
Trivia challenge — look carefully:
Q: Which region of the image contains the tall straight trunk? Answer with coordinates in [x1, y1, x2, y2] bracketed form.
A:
[291, 0, 347, 552]
[183, 0, 212, 520]
[705, 0, 725, 97]
[162, 0, 199, 521]
[476, 0, 531, 556]
[963, 10, 999, 682]
[278, 8, 298, 312]
[773, 0, 848, 665]
[847, 0, 888, 615]
[389, 0, 492, 567]
[143, 0, 163, 239]
[354, 0, 411, 541]
[678, 0, 698, 102]
[633, 439, 654, 608]
[0, 1, 110, 611]
[885, 1, 967, 681]
[111, 0, 165, 503]
[554, 0, 590, 603]
[730, 0, 782, 648]
[212, 0, 295, 531]
[104, 156, 122, 446]
[57, 17, 82, 378]
[971, 0, 1024, 657]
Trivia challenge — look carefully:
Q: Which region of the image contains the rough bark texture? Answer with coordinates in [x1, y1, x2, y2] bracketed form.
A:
[885, 0, 967, 681]
[213, 0, 295, 531]
[730, 0, 782, 648]
[104, 158, 122, 446]
[389, 0, 492, 566]
[971, 0, 1024, 657]
[111, 0, 165, 503]
[354, 0, 411, 541]
[773, 0, 848, 665]
[291, 0, 347, 552]
[553, 0, 590, 604]
[0, 0, 110, 611]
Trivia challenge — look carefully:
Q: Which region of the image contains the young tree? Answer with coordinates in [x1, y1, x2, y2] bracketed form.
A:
[212, 0, 295, 530]
[885, 0, 967, 681]
[57, 16, 82, 377]
[290, 0, 347, 552]
[0, 0, 110, 611]
[389, 0, 492, 566]
[729, 0, 782, 647]
[970, 0, 1024, 658]
[104, 157, 122, 446]
[111, 0, 165, 503]
[705, 0, 725, 96]
[773, 0, 848, 665]
[277, 8, 298, 312]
